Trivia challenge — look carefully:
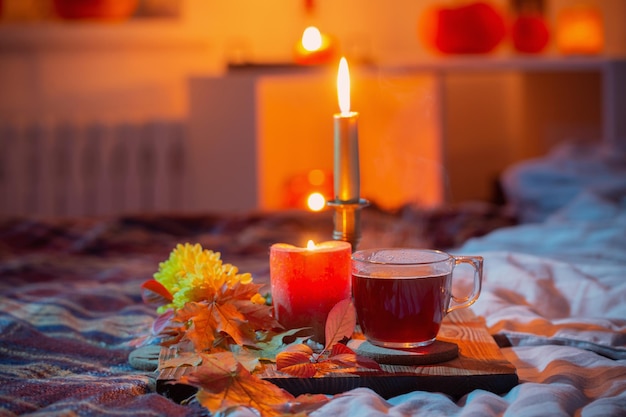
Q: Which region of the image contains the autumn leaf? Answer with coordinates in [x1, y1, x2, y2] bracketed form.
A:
[248, 328, 312, 362]
[209, 301, 257, 346]
[324, 299, 356, 351]
[171, 293, 278, 352]
[231, 296, 281, 333]
[174, 302, 218, 351]
[327, 343, 357, 368]
[282, 343, 314, 355]
[160, 351, 203, 368]
[276, 351, 317, 378]
[329, 343, 381, 371]
[141, 279, 173, 305]
[181, 351, 295, 417]
[355, 354, 383, 371]
[152, 310, 175, 334]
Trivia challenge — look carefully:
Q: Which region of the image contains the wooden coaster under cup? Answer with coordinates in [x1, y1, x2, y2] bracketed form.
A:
[349, 339, 459, 365]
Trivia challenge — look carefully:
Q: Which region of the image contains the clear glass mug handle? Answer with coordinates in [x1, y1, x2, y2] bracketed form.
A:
[447, 255, 483, 313]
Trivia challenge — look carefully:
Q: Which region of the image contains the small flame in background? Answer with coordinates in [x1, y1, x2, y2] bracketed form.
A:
[307, 239, 317, 250]
[301, 26, 323, 51]
[307, 192, 326, 211]
[284, 169, 332, 211]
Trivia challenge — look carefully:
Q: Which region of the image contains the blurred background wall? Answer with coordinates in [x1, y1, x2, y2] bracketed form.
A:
[1, 0, 624, 216]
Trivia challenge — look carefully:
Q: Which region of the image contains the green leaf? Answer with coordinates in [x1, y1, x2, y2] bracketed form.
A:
[250, 328, 312, 362]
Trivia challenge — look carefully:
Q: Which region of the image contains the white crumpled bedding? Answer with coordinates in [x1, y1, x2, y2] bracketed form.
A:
[302, 144, 626, 417]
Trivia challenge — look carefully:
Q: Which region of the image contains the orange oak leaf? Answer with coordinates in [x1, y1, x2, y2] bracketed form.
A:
[324, 299, 356, 351]
[209, 301, 257, 346]
[181, 351, 295, 417]
[231, 297, 281, 332]
[173, 296, 270, 352]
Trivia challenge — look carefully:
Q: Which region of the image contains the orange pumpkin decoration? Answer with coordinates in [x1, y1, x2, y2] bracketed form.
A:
[556, 5, 604, 55]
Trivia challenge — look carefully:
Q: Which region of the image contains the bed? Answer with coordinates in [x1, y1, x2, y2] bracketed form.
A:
[1, 141, 625, 416]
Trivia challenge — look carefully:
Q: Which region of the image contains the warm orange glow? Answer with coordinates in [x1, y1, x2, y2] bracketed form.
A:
[307, 169, 326, 186]
[301, 26, 323, 51]
[307, 192, 326, 211]
[307, 240, 317, 250]
[294, 27, 336, 65]
[557, 6, 604, 55]
[337, 57, 351, 114]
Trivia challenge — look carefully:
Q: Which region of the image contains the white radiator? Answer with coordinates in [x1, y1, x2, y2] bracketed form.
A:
[0, 120, 186, 218]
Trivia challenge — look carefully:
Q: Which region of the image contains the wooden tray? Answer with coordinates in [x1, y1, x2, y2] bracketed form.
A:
[156, 309, 518, 402]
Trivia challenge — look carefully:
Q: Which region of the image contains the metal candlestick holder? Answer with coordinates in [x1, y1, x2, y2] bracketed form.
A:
[327, 198, 369, 252]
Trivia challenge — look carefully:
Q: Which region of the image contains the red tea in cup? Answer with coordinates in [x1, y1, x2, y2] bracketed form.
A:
[352, 249, 482, 348]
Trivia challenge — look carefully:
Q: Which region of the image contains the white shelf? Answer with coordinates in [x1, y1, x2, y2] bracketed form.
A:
[378, 55, 626, 73]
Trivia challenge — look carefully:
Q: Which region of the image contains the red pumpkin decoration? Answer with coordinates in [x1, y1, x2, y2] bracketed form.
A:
[421, 2, 507, 54]
[511, 13, 550, 53]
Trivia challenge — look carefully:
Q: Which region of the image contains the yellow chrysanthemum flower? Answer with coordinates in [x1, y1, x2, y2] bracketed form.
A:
[154, 243, 257, 311]
[250, 293, 267, 305]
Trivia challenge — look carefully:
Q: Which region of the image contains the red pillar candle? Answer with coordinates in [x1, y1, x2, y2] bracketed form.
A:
[270, 240, 351, 342]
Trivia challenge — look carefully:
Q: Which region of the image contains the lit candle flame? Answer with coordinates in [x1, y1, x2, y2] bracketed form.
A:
[302, 26, 323, 52]
[307, 240, 317, 250]
[337, 57, 351, 115]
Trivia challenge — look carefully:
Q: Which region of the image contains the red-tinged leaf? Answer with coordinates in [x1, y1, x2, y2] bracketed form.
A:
[324, 299, 356, 351]
[276, 351, 317, 378]
[141, 279, 173, 305]
[148, 309, 185, 346]
[355, 354, 383, 371]
[327, 343, 357, 367]
[277, 362, 317, 378]
[283, 343, 314, 355]
[330, 343, 355, 356]
[182, 351, 295, 417]
[276, 351, 312, 368]
[152, 309, 176, 335]
[328, 353, 357, 368]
